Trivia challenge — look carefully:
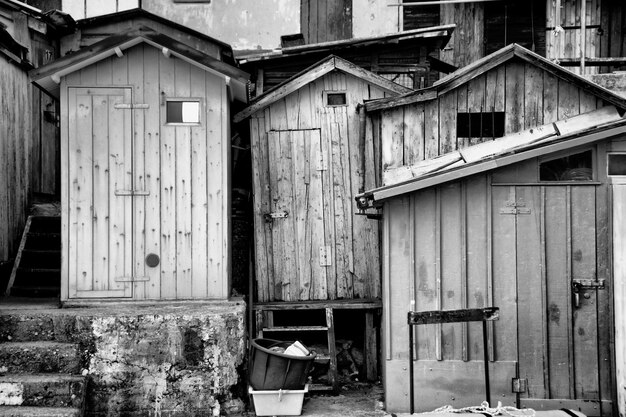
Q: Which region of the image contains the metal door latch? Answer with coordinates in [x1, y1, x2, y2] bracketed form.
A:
[572, 279, 605, 308]
[264, 211, 288, 222]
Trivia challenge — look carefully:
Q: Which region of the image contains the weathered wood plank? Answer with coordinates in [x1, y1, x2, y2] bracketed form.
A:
[491, 186, 518, 362]
[190, 64, 208, 299]
[544, 186, 571, 398]
[174, 58, 193, 299]
[71, 91, 93, 293]
[570, 185, 600, 399]
[91, 93, 109, 292]
[516, 186, 545, 399]
[424, 100, 439, 159]
[408, 307, 499, 325]
[403, 103, 425, 166]
[127, 45, 146, 298]
[543, 71, 559, 125]
[467, 75, 487, 146]
[308, 129, 327, 300]
[159, 52, 177, 299]
[381, 108, 404, 170]
[465, 175, 489, 360]
[524, 64, 544, 129]
[321, 110, 337, 300]
[504, 62, 524, 135]
[387, 197, 412, 359]
[413, 189, 438, 359]
[557, 78, 581, 120]
[142, 45, 161, 300]
[206, 73, 226, 298]
[439, 183, 464, 360]
[438, 90, 458, 154]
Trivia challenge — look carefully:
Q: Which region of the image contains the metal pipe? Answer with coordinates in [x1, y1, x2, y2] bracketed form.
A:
[483, 320, 491, 403]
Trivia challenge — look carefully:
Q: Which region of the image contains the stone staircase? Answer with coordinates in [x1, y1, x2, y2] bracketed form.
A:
[0, 315, 86, 416]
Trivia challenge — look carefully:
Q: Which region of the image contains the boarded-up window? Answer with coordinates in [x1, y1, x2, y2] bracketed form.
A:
[539, 150, 593, 181]
[402, 0, 440, 30]
[484, 0, 546, 55]
[457, 112, 505, 139]
[166, 100, 200, 124]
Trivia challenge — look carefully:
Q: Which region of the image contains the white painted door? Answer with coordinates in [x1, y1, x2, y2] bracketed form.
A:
[67, 87, 133, 298]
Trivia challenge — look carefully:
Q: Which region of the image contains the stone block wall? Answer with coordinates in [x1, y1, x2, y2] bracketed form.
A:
[0, 300, 247, 416]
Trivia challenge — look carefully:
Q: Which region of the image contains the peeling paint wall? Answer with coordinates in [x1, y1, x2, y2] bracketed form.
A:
[0, 302, 247, 416]
[60, 0, 299, 51]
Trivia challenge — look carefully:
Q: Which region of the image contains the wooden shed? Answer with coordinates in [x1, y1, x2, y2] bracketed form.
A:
[356, 44, 626, 415]
[234, 56, 411, 387]
[30, 27, 249, 302]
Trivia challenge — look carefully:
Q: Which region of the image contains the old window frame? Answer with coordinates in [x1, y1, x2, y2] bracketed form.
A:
[164, 97, 203, 126]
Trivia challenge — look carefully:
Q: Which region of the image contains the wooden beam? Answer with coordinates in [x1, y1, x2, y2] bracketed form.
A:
[408, 307, 499, 326]
[365, 88, 436, 112]
[389, 0, 502, 5]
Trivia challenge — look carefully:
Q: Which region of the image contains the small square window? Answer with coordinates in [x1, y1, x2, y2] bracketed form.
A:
[166, 100, 200, 124]
[608, 154, 626, 176]
[324, 91, 347, 107]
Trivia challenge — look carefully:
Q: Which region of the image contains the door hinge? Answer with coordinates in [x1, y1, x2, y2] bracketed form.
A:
[114, 103, 150, 110]
[512, 378, 528, 393]
[319, 246, 332, 266]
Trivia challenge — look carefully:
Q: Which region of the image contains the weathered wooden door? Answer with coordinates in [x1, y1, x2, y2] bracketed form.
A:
[266, 129, 327, 301]
[492, 185, 611, 414]
[67, 87, 133, 298]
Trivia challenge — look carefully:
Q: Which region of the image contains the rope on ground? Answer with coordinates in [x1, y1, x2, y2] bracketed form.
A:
[428, 401, 536, 417]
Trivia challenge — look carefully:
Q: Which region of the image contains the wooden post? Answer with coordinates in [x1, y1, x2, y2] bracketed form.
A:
[612, 185, 626, 417]
[580, 0, 586, 73]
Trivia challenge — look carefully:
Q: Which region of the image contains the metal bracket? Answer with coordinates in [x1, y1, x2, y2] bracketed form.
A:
[114, 103, 150, 110]
[114, 276, 150, 282]
[572, 279, 606, 289]
[512, 378, 528, 393]
[264, 211, 288, 222]
[114, 190, 150, 196]
[500, 201, 531, 215]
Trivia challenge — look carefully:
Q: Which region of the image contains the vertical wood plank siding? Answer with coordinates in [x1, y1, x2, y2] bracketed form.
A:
[61, 43, 229, 300]
[300, 0, 352, 45]
[380, 61, 600, 182]
[0, 57, 31, 263]
[251, 71, 385, 302]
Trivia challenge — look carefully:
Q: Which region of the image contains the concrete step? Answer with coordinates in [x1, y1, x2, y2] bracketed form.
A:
[0, 342, 81, 374]
[0, 406, 81, 417]
[0, 374, 85, 408]
[0, 316, 56, 343]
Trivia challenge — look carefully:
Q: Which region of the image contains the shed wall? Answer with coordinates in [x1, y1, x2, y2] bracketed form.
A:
[382, 145, 615, 413]
[251, 70, 390, 302]
[375, 59, 603, 181]
[60, 43, 230, 300]
[0, 56, 32, 263]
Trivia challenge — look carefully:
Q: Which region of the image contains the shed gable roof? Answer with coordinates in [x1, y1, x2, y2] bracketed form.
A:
[233, 55, 412, 123]
[30, 27, 249, 100]
[364, 44, 626, 112]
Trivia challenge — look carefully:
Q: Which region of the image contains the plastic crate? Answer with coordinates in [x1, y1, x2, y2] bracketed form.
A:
[249, 384, 309, 416]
